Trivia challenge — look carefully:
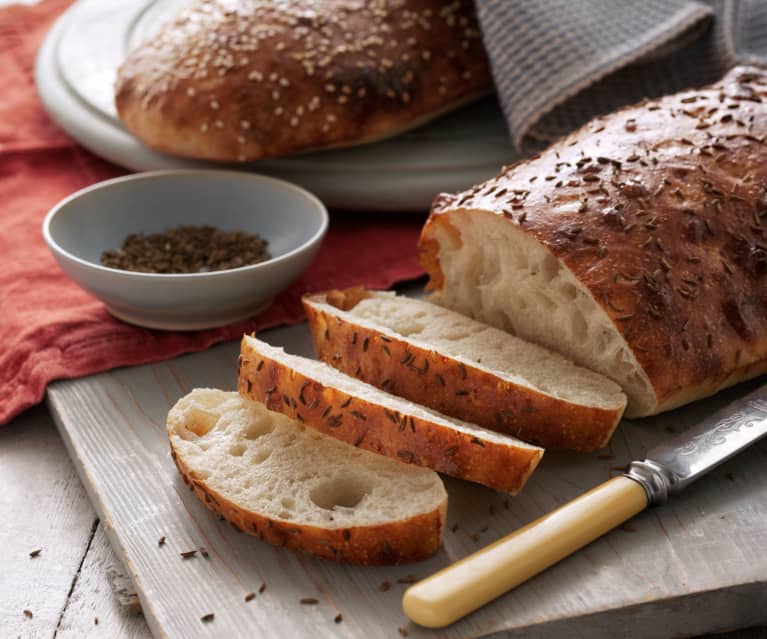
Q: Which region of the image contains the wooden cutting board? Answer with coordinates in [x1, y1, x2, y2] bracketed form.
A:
[47, 320, 767, 639]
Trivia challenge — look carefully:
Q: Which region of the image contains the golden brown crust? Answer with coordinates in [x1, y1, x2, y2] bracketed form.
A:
[169, 440, 445, 564]
[422, 66, 767, 416]
[238, 337, 543, 494]
[303, 289, 624, 451]
[116, 0, 491, 162]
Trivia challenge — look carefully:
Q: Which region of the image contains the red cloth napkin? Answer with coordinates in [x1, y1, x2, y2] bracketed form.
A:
[0, 0, 426, 426]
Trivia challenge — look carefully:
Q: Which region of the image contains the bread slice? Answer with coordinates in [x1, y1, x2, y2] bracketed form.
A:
[167, 389, 447, 564]
[238, 335, 543, 494]
[303, 289, 627, 451]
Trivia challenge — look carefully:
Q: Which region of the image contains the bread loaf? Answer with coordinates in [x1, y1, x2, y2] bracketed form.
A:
[304, 288, 627, 450]
[115, 0, 491, 162]
[420, 66, 767, 418]
[168, 389, 447, 564]
[238, 335, 543, 493]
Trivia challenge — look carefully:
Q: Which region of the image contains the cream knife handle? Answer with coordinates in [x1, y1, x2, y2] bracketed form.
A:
[402, 475, 648, 628]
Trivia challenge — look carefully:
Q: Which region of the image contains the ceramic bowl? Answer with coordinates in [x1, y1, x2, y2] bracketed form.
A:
[43, 170, 328, 330]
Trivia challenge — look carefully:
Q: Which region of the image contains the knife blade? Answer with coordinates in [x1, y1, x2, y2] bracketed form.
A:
[627, 383, 767, 504]
[403, 383, 767, 628]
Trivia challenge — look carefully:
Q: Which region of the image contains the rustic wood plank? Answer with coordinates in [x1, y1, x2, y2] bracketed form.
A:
[0, 405, 97, 638]
[56, 522, 151, 639]
[718, 630, 767, 639]
[46, 321, 767, 639]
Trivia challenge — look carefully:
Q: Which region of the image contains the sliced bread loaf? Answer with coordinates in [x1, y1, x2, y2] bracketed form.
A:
[419, 68, 767, 417]
[238, 335, 543, 494]
[303, 288, 627, 451]
[167, 389, 447, 564]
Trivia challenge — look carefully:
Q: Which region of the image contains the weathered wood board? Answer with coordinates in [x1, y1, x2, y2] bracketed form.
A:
[47, 321, 767, 639]
[56, 523, 151, 639]
[0, 405, 98, 639]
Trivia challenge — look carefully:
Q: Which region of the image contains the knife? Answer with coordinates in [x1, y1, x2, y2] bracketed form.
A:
[402, 383, 767, 628]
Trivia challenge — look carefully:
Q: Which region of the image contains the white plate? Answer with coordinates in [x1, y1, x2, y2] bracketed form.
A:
[36, 0, 516, 210]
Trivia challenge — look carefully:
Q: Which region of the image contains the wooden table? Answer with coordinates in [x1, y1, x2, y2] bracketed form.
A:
[0, 372, 765, 638]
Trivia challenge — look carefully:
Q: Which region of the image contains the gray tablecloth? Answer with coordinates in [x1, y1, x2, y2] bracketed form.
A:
[475, 0, 767, 151]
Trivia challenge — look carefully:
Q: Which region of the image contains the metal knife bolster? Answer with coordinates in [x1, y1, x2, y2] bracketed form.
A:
[625, 460, 676, 506]
[625, 385, 767, 506]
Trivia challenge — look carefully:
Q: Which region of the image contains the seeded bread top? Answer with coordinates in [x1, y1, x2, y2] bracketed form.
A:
[115, 0, 491, 161]
[423, 66, 767, 412]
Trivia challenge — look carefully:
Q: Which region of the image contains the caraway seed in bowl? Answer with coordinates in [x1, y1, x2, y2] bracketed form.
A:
[100, 225, 270, 274]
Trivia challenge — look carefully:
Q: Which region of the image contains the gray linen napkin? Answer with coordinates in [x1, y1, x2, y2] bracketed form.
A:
[475, 0, 767, 151]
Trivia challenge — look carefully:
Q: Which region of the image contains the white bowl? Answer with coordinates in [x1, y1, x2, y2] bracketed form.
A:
[43, 170, 328, 330]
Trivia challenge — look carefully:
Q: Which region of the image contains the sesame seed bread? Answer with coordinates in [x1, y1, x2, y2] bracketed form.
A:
[115, 0, 491, 162]
[168, 389, 447, 564]
[303, 288, 627, 451]
[420, 66, 767, 418]
[238, 335, 543, 494]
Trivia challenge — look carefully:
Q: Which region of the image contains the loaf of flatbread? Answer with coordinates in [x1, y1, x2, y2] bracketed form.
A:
[115, 0, 491, 161]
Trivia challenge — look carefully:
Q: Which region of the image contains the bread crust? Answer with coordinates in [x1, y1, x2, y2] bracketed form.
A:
[115, 0, 491, 162]
[238, 336, 543, 494]
[169, 438, 445, 565]
[303, 290, 624, 451]
[421, 66, 767, 416]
